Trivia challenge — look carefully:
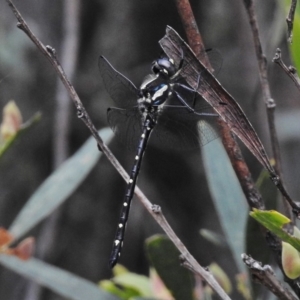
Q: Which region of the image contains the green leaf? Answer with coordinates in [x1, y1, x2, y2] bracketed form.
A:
[0, 256, 119, 300]
[100, 279, 139, 300]
[146, 235, 194, 300]
[131, 298, 158, 300]
[209, 263, 232, 294]
[101, 266, 152, 299]
[9, 128, 114, 240]
[201, 138, 248, 273]
[199, 228, 227, 247]
[113, 273, 151, 297]
[250, 209, 300, 251]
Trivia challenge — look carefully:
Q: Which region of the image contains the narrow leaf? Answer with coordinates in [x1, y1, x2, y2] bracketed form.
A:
[250, 209, 300, 252]
[0, 256, 118, 300]
[202, 138, 248, 273]
[113, 273, 151, 297]
[9, 128, 113, 239]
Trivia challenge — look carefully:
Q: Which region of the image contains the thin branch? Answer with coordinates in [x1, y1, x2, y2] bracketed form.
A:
[242, 254, 298, 300]
[174, 0, 272, 209]
[173, 0, 300, 297]
[5, 1, 230, 298]
[286, 0, 297, 44]
[150, 204, 231, 300]
[219, 121, 265, 210]
[243, 0, 293, 221]
[174, 0, 212, 71]
[220, 123, 300, 297]
[174, 0, 267, 213]
[273, 48, 300, 93]
[160, 26, 300, 216]
[243, 1, 300, 295]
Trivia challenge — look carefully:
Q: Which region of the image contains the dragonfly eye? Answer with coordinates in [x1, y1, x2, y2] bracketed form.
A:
[151, 58, 176, 78]
[151, 61, 160, 75]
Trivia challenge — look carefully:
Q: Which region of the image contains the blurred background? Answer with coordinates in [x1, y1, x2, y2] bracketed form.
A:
[0, 0, 299, 299]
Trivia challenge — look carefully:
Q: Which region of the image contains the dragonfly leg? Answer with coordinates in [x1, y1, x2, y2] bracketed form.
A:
[173, 81, 199, 109]
[172, 90, 195, 113]
[172, 86, 218, 117]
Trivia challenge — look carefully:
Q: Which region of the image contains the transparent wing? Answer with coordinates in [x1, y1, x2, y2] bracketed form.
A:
[99, 56, 138, 109]
[108, 106, 218, 151]
[150, 107, 219, 151]
[107, 107, 142, 150]
[167, 84, 217, 115]
[203, 48, 222, 76]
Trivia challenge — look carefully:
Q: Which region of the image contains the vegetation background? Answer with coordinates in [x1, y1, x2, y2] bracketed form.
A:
[0, 0, 299, 299]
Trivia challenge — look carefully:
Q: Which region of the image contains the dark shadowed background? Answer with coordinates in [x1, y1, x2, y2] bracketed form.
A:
[0, 0, 299, 299]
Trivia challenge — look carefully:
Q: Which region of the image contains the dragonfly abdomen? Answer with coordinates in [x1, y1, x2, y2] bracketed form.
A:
[109, 115, 155, 268]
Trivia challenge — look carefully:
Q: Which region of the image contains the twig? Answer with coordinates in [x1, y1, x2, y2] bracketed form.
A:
[243, 0, 293, 221]
[174, 0, 271, 207]
[273, 48, 300, 93]
[242, 254, 298, 300]
[243, 1, 300, 295]
[5, 1, 231, 299]
[219, 121, 265, 210]
[220, 123, 300, 297]
[160, 26, 300, 216]
[174, 0, 268, 213]
[286, 0, 297, 44]
[151, 204, 231, 299]
[174, 0, 300, 297]
[174, 0, 212, 71]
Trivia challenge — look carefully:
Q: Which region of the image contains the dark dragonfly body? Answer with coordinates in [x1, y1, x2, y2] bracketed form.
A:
[99, 55, 218, 268]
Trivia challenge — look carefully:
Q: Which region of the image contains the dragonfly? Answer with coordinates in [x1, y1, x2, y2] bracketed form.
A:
[99, 54, 219, 268]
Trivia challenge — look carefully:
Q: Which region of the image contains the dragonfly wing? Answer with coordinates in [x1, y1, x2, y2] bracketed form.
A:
[107, 107, 142, 150]
[150, 108, 219, 151]
[150, 118, 199, 150]
[197, 119, 219, 147]
[168, 83, 217, 114]
[205, 48, 222, 76]
[99, 56, 138, 108]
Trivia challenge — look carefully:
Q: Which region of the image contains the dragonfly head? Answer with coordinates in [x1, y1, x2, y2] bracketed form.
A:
[152, 57, 177, 79]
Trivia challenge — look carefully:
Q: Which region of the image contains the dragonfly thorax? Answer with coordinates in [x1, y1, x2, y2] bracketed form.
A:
[138, 73, 171, 111]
